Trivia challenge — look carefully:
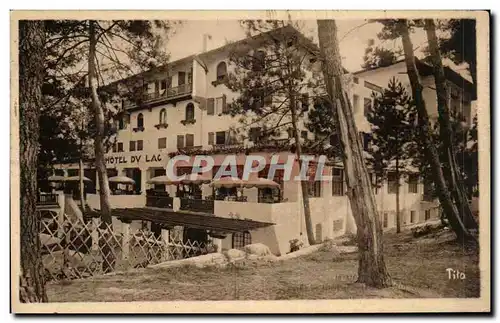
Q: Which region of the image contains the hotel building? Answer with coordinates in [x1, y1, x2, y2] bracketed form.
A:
[50, 26, 475, 256]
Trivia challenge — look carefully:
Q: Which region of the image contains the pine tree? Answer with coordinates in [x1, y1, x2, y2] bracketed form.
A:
[317, 19, 392, 288]
[227, 20, 321, 246]
[366, 77, 417, 233]
[19, 20, 48, 303]
[44, 19, 174, 272]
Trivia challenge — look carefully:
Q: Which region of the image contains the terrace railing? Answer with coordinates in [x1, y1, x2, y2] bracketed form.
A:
[146, 195, 174, 209]
[127, 83, 193, 107]
[37, 193, 59, 206]
[179, 198, 214, 213]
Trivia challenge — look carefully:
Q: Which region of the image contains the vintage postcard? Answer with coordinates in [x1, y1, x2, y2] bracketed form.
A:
[11, 10, 490, 313]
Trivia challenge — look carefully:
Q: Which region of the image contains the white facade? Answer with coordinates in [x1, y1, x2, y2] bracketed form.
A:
[52, 28, 475, 254]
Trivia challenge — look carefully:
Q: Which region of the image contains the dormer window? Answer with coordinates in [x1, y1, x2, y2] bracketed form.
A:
[216, 62, 227, 81]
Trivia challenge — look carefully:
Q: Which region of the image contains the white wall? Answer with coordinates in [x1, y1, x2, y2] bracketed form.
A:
[86, 194, 146, 210]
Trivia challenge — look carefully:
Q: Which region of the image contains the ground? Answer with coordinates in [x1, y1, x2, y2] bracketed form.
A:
[47, 228, 480, 302]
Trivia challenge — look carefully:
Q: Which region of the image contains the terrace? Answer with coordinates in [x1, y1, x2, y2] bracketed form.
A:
[124, 83, 193, 109]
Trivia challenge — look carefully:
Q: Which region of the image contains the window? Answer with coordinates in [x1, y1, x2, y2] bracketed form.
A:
[137, 113, 144, 128]
[315, 223, 323, 243]
[301, 93, 310, 111]
[301, 130, 308, 140]
[185, 134, 194, 147]
[118, 116, 125, 130]
[216, 62, 227, 81]
[383, 213, 388, 228]
[185, 103, 195, 120]
[187, 69, 193, 84]
[364, 97, 372, 117]
[333, 220, 343, 232]
[252, 50, 266, 72]
[137, 140, 143, 151]
[177, 135, 184, 149]
[215, 131, 227, 145]
[352, 94, 359, 114]
[330, 133, 339, 147]
[178, 71, 186, 86]
[410, 210, 416, 224]
[249, 127, 261, 143]
[408, 174, 419, 193]
[159, 108, 167, 124]
[361, 132, 371, 151]
[332, 168, 344, 196]
[112, 143, 117, 153]
[215, 97, 224, 115]
[387, 172, 398, 194]
[158, 137, 167, 149]
[232, 231, 252, 249]
[308, 181, 322, 197]
[287, 128, 294, 139]
[208, 132, 215, 145]
[129, 141, 136, 152]
[425, 209, 431, 221]
[117, 142, 124, 152]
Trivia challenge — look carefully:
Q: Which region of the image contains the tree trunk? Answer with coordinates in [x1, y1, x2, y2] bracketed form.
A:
[395, 158, 401, 233]
[89, 20, 115, 272]
[79, 158, 86, 212]
[19, 20, 48, 302]
[289, 91, 316, 246]
[317, 20, 391, 288]
[398, 20, 475, 242]
[424, 19, 478, 231]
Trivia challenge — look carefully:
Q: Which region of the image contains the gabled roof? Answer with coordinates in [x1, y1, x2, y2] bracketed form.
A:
[352, 57, 476, 98]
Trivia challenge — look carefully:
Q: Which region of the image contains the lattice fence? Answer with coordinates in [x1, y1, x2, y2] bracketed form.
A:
[39, 210, 214, 282]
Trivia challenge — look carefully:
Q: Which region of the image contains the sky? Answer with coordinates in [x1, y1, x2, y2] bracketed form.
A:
[166, 19, 433, 73]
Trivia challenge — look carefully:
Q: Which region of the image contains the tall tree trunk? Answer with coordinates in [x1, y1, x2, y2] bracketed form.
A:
[397, 20, 475, 242]
[424, 19, 478, 231]
[290, 91, 316, 246]
[19, 20, 48, 302]
[79, 158, 86, 212]
[89, 20, 115, 272]
[395, 158, 401, 233]
[317, 20, 391, 288]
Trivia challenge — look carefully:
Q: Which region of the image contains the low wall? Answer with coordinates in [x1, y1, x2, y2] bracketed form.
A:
[86, 194, 146, 210]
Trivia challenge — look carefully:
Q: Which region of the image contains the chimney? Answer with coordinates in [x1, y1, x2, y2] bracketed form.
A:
[202, 34, 212, 52]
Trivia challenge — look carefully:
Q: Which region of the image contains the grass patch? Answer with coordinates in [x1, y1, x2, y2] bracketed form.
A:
[47, 229, 479, 302]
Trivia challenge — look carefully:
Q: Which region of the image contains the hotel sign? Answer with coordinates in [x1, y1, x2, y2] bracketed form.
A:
[105, 154, 163, 165]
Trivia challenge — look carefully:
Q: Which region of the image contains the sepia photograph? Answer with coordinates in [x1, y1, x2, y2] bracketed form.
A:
[10, 10, 490, 313]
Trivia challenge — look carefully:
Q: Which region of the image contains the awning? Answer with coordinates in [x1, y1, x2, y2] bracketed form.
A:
[84, 207, 274, 233]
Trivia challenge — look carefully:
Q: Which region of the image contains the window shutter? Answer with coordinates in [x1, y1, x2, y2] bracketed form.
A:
[186, 134, 194, 147]
[177, 135, 184, 149]
[208, 132, 214, 145]
[225, 131, 230, 144]
[207, 98, 215, 115]
[222, 95, 229, 113]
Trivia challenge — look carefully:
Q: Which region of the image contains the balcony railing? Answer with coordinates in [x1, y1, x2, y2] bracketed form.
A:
[127, 83, 193, 107]
[146, 195, 174, 209]
[37, 193, 59, 206]
[179, 198, 214, 213]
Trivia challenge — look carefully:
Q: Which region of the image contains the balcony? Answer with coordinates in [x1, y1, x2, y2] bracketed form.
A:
[125, 83, 193, 109]
[180, 198, 215, 213]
